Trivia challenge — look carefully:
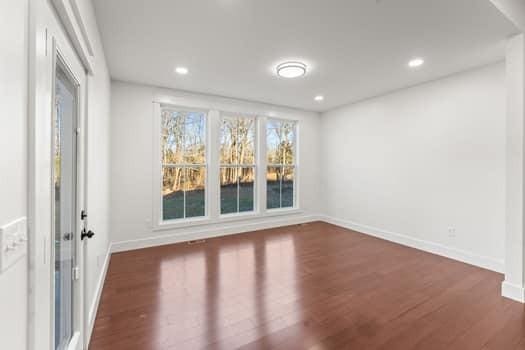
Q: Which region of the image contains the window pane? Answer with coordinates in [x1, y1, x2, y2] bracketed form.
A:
[267, 166, 281, 209]
[220, 116, 256, 215]
[161, 108, 207, 222]
[266, 120, 281, 164]
[281, 121, 295, 165]
[220, 117, 238, 165]
[54, 63, 77, 349]
[163, 166, 185, 220]
[282, 166, 294, 208]
[238, 118, 255, 165]
[266, 120, 295, 165]
[239, 167, 254, 212]
[220, 167, 238, 214]
[185, 166, 206, 218]
[161, 110, 184, 164]
[184, 112, 206, 164]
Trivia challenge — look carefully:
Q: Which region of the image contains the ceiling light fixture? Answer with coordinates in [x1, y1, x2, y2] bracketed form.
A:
[276, 61, 307, 78]
[408, 58, 424, 68]
[314, 95, 324, 102]
[175, 66, 189, 75]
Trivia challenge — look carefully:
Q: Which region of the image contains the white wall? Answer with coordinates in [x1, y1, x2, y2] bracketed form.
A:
[321, 63, 506, 271]
[110, 81, 321, 249]
[0, 0, 29, 349]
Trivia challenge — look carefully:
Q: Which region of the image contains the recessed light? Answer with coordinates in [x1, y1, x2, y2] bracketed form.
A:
[175, 66, 189, 75]
[276, 61, 307, 78]
[408, 58, 424, 68]
[314, 95, 324, 102]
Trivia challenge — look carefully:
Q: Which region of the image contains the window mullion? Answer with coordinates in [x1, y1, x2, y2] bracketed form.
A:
[182, 114, 187, 218]
[182, 166, 186, 218]
[208, 111, 220, 219]
[258, 117, 267, 213]
[279, 165, 283, 208]
[236, 167, 240, 213]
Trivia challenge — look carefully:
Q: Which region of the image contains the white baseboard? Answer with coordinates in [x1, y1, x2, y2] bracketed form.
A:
[320, 215, 504, 273]
[86, 246, 111, 347]
[111, 214, 504, 272]
[111, 214, 321, 253]
[502, 280, 525, 302]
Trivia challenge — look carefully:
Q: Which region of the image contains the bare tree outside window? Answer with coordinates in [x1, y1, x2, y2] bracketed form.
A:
[267, 119, 296, 209]
[220, 115, 256, 214]
[161, 108, 206, 220]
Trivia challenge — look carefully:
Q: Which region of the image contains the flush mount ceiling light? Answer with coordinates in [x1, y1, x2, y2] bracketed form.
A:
[175, 66, 189, 75]
[314, 95, 324, 102]
[408, 58, 424, 68]
[276, 61, 307, 78]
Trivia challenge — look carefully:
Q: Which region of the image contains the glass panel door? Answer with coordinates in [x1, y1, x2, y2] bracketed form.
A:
[53, 60, 78, 350]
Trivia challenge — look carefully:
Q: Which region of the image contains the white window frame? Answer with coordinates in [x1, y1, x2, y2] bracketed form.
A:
[152, 104, 301, 232]
[153, 103, 211, 229]
[219, 111, 258, 217]
[266, 118, 299, 211]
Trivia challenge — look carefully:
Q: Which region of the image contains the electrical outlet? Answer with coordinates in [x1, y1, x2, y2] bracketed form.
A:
[447, 226, 456, 237]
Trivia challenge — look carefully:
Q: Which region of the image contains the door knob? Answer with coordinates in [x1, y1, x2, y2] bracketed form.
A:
[81, 228, 95, 240]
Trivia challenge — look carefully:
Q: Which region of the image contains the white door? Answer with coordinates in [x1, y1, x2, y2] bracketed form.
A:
[29, 1, 88, 350]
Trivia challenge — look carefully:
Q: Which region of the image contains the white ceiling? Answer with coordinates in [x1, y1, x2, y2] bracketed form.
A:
[93, 0, 518, 112]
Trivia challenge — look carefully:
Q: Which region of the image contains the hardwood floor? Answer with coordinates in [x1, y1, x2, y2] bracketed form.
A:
[89, 222, 525, 350]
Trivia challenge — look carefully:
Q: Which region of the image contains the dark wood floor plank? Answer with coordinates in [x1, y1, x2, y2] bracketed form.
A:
[89, 222, 521, 350]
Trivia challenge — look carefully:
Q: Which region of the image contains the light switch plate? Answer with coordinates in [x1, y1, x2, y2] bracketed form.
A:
[0, 217, 27, 273]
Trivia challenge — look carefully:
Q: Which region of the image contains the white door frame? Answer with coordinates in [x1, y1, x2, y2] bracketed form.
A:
[28, 1, 87, 349]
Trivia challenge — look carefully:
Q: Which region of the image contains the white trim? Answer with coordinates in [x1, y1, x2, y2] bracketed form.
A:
[490, 0, 525, 32]
[51, 0, 94, 73]
[502, 280, 525, 302]
[112, 214, 319, 253]
[66, 333, 81, 350]
[69, 0, 94, 56]
[85, 247, 111, 348]
[320, 215, 504, 273]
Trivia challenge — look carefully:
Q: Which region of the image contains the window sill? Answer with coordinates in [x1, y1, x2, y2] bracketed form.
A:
[219, 211, 259, 223]
[153, 216, 213, 232]
[152, 208, 303, 232]
[264, 208, 303, 218]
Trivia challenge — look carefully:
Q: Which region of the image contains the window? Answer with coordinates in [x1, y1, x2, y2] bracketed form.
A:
[266, 119, 296, 209]
[220, 115, 256, 214]
[156, 105, 299, 226]
[161, 108, 206, 220]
